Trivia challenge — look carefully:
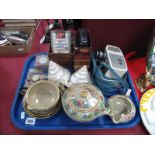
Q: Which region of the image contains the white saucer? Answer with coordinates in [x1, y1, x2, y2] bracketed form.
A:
[140, 88, 155, 135]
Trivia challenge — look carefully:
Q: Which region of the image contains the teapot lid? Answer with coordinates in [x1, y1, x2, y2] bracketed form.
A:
[62, 83, 105, 112]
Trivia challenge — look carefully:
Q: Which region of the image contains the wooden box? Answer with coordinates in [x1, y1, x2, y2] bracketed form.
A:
[0, 26, 34, 55]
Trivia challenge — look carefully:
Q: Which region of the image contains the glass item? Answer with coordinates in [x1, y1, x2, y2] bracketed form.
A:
[25, 67, 48, 88]
[34, 55, 49, 68]
[147, 38, 155, 74]
[136, 32, 155, 92]
[135, 73, 151, 93]
[51, 30, 71, 53]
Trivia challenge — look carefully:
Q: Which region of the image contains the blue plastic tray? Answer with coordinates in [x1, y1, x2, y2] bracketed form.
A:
[11, 53, 140, 130]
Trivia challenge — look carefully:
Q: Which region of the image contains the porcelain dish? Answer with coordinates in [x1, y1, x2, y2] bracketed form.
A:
[62, 83, 136, 123]
[140, 88, 155, 135]
[23, 80, 61, 119]
[107, 95, 136, 124]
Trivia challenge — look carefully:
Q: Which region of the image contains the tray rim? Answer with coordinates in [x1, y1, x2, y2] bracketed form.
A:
[10, 52, 140, 130]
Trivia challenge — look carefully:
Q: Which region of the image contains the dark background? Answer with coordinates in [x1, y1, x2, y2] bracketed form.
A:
[82, 19, 155, 54]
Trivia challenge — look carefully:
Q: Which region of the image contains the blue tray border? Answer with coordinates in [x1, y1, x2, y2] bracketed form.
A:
[10, 53, 140, 130]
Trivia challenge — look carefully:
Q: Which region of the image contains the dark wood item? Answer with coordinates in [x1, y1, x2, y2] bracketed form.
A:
[48, 45, 74, 66]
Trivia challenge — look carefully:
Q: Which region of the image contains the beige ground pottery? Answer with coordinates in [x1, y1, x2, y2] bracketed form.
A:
[62, 83, 136, 124]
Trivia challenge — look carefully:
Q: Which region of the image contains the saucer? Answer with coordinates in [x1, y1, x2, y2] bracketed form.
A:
[140, 88, 155, 135]
[23, 95, 61, 119]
